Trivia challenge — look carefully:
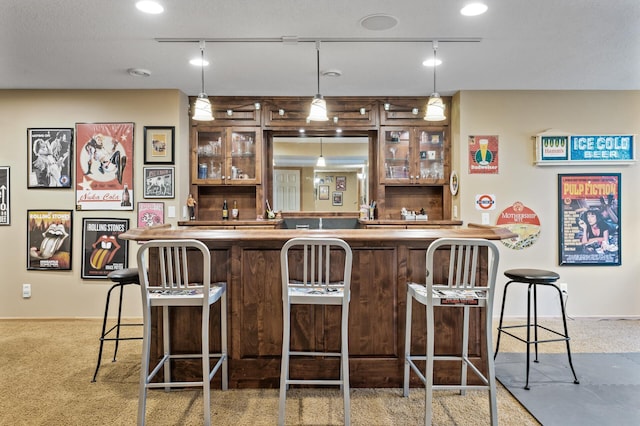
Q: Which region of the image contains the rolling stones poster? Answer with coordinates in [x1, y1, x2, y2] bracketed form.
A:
[75, 123, 134, 210]
[81, 218, 129, 279]
[27, 210, 73, 270]
[558, 173, 621, 266]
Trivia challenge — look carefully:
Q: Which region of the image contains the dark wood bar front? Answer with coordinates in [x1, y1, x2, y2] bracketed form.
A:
[121, 225, 514, 388]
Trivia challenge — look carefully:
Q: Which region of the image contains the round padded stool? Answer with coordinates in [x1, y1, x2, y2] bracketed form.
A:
[494, 268, 579, 390]
[91, 268, 143, 382]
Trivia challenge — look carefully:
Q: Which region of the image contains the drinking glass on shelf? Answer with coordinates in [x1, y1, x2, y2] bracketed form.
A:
[390, 147, 397, 159]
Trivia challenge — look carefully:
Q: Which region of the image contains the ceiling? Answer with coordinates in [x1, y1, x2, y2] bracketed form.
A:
[3, 1, 639, 97]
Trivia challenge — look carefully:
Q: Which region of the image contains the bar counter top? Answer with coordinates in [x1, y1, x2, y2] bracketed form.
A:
[121, 223, 515, 243]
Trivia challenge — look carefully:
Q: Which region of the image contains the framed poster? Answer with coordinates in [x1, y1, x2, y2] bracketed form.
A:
[468, 135, 499, 174]
[336, 176, 346, 191]
[318, 185, 329, 200]
[143, 167, 174, 199]
[137, 202, 164, 227]
[332, 191, 343, 206]
[143, 126, 175, 164]
[75, 122, 134, 211]
[558, 173, 621, 266]
[0, 166, 9, 225]
[27, 210, 72, 271]
[27, 128, 73, 188]
[81, 218, 129, 279]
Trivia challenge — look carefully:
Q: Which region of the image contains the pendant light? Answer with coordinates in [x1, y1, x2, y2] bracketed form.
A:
[192, 40, 214, 121]
[308, 41, 329, 121]
[424, 41, 446, 122]
[316, 137, 326, 167]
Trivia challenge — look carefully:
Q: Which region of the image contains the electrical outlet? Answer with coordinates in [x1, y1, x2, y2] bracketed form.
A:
[481, 213, 490, 225]
[22, 283, 31, 298]
[559, 282, 568, 294]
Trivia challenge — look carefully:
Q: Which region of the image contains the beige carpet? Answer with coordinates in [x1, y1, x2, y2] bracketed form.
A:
[0, 318, 638, 425]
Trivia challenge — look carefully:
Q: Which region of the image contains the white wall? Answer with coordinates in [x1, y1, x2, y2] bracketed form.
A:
[1, 90, 638, 319]
[455, 91, 640, 318]
[0, 90, 189, 318]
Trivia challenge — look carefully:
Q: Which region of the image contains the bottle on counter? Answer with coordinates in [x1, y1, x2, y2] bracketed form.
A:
[232, 200, 239, 220]
[222, 199, 229, 220]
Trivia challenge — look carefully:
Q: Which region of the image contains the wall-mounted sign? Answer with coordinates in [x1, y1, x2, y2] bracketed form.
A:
[535, 131, 635, 165]
[0, 166, 9, 225]
[469, 135, 499, 174]
[475, 194, 496, 210]
[495, 201, 541, 250]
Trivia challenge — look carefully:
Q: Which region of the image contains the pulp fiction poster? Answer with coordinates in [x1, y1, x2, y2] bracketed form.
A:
[81, 218, 129, 279]
[75, 122, 134, 210]
[27, 210, 73, 270]
[558, 173, 621, 266]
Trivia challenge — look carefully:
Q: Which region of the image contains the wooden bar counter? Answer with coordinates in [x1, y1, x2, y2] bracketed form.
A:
[121, 224, 515, 388]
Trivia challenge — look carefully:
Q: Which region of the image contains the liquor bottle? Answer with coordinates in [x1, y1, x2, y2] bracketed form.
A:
[232, 200, 239, 220]
[120, 184, 131, 207]
[222, 199, 229, 220]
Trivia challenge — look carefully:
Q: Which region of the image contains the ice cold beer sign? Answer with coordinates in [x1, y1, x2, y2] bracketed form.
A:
[535, 134, 635, 165]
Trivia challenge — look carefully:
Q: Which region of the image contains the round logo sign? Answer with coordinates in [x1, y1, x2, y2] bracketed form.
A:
[496, 201, 541, 250]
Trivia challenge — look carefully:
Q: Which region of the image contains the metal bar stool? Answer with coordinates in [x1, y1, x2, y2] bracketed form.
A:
[494, 268, 580, 390]
[91, 268, 143, 382]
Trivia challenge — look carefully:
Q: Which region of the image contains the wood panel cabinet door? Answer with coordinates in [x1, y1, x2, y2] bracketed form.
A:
[192, 126, 261, 185]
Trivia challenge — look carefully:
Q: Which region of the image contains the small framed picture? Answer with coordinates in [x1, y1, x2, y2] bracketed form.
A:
[27, 210, 73, 270]
[137, 202, 164, 228]
[144, 126, 175, 164]
[336, 176, 346, 191]
[319, 185, 329, 200]
[332, 191, 343, 206]
[27, 128, 73, 188]
[143, 166, 174, 199]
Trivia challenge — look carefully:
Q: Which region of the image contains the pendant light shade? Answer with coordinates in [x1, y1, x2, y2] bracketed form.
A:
[424, 41, 446, 122]
[316, 137, 326, 167]
[308, 42, 329, 122]
[193, 40, 214, 121]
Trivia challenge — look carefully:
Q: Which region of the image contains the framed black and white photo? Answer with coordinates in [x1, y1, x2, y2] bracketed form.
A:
[0, 166, 9, 225]
[27, 128, 73, 188]
[143, 166, 174, 199]
[144, 126, 175, 164]
[81, 218, 129, 279]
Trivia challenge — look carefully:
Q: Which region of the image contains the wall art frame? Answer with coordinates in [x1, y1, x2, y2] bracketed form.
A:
[81, 217, 129, 279]
[143, 166, 175, 199]
[143, 126, 175, 165]
[27, 128, 73, 188]
[27, 209, 73, 271]
[0, 166, 10, 225]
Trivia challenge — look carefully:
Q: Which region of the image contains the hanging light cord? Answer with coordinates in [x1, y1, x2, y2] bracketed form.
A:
[432, 40, 438, 94]
[316, 41, 321, 94]
[200, 41, 206, 94]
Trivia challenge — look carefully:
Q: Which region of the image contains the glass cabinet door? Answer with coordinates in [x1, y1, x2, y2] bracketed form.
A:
[228, 129, 258, 184]
[381, 128, 411, 183]
[416, 129, 445, 183]
[195, 129, 225, 183]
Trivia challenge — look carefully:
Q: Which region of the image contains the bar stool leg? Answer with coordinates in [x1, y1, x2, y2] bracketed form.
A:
[525, 283, 533, 390]
[494, 280, 515, 359]
[554, 284, 580, 385]
[533, 283, 539, 363]
[92, 283, 119, 382]
[112, 283, 126, 362]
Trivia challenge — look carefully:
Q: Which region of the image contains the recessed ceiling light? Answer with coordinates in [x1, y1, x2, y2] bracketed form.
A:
[189, 58, 209, 66]
[322, 69, 342, 77]
[422, 58, 442, 67]
[359, 14, 399, 31]
[136, 1, 164, 14]
[127, 68, 151, 77]
[460, 3, 488, 16]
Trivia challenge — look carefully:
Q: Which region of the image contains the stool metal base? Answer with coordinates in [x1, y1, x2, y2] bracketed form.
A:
[494, 273, 579, 390]
[91, 280, 143, 382]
